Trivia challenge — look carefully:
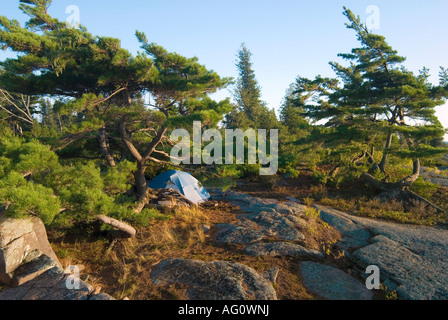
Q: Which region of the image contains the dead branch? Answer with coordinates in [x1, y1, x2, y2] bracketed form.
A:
[52, 130, 96, 151]
[97, 215, 136, 238]
[91, 87, 126, 108]
[353, 150, 367, 165]
[0, 89, 34, 125]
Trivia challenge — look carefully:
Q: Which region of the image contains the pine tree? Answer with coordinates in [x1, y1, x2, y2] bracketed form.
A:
[300, 7, 448, 210]
[0, 0, 231, 201]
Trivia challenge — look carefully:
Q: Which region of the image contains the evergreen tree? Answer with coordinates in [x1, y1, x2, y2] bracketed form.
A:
[299, 8, 448, 209]
[0, 0, 231, 201]
[278, 76, 339, 177]
[225, 44, 279, 129]
[280, 76, 337, 135]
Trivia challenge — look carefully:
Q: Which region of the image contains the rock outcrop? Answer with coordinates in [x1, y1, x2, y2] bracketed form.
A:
[215, 223, 266, 245]
[148, 188, 196, 210]
[316, 205, 448, 300]
[420, 167, 448, 187]
[211, 189, 309, 245]
[208, 189, 373, 300]
[300, 261, 373, 300]
[243, 242, 323, 260]
[150, 258, 277, 300]
[0, 265, 116, 300]
[0, 216, 116, 300]
[0, 216, 60, 286]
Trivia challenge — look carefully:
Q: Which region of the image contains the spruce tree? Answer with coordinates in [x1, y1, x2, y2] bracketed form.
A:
[226, 44, 279, 129]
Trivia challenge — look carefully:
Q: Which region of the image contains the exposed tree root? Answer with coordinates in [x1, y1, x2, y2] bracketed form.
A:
[133, 188, 158, 214]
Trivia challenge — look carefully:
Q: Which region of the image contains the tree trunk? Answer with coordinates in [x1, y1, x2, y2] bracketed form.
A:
[98, 127, 116, 167]
[378, 132, 393, 173]
[134, 161, 148, 201]
[361, 171, 390, 191]
[119, 116, 167, 201]
[134, 188, 158, 214]
[396, 159, 420, 189]
[361, 158, 444, 213]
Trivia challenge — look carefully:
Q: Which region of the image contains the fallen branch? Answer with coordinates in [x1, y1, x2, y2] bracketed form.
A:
[405, 190, 445, 213]
[97, 215, 136, 238]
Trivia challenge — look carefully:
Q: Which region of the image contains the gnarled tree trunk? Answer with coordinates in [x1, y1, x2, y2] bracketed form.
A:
[119, 116, 168, 203]
[134, 162, 149, 201]
[361, 158, 444, 213]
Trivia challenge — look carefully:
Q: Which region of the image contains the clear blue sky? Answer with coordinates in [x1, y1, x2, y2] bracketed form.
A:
[1, 0, 447, 138]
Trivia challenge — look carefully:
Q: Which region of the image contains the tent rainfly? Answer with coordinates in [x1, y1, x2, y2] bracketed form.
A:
[148, 170, 210, 205]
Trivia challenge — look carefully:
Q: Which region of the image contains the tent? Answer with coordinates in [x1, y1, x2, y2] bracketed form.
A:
[148, 170, 210, 205]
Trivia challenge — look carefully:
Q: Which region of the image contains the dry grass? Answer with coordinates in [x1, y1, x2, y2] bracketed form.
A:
[48, 198, 362, 300]
[319, 196, 446, 226]
[50, 204, 214, 300]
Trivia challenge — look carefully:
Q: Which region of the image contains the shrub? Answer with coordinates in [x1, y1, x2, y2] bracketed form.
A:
[202, 164, 242, 190]
[102, 160, 136, 195]
[319, 196, 445, 226]
[304, 207, 320, 219]
[312, 172, 328, 185]
[410, 177, 439, 200]
[121, 208, 169, 227]
[240, 163, 262, 180]
[0, 136, 59, 178]
[303, 197, 314, 207]
[0, 172, 61, 224]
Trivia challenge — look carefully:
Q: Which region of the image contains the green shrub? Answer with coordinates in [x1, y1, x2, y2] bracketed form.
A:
[304, 207, 320, 219]
[202, 164, 242, 190]
[410, 177, 439, 200]
[240, 163, 261, 180]
[124, 208, 169, 227]
[102, 160, 136, 195]
[14, 141, 59, 175]
[0, 172, 61, 224]
[303, 197, 314, 207]
[0, 137, 59, 178]
[312, 172, 328, 185]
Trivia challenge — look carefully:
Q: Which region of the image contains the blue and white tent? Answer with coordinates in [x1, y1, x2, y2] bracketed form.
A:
[148, 170, 210, 205]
